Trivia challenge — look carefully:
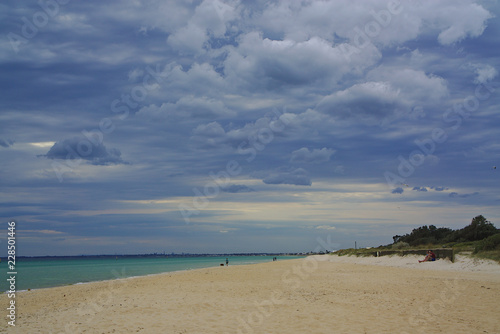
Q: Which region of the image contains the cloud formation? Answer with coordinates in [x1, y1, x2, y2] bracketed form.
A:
[449, 192, 479, 198]
[392, 187, 404, 194]
[263, 168, 312, 186]
[290, 147, 335, 164]
[1, 0, 498, 256]
[221, 184, 255, 193]
[43, 137, 127, 166]
[0, 138, 14, 148]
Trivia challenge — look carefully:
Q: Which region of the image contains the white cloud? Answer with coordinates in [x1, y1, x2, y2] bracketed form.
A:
[188, 111, 292, 149]
[29, 142, 55, 148]
[435, 3, 493, 45]
[190, 121, 227, 148]
[223, 31, 380, 90]
[316, 82, 402, 121]
[23, 229, 65, 235]
[167, 63, 225, 94]
[367, 67, 449, 104]
[316, 225, 336, 230]
[315, 67, 449, 126]
[167, 23, 207, 54]
[167, 0, 238, 54]
[290, 147, 336, 164]
[255, 0, 492, 47]
[470, 63, 498, 84]
[138, 96, 235, 120]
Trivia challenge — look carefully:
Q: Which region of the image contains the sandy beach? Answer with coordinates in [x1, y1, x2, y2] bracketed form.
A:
[2, 255, 500, 334]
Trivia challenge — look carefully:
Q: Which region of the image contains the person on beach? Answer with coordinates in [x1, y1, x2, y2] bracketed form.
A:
[226, 258, 228, 266]
[419, 250, 436, 263]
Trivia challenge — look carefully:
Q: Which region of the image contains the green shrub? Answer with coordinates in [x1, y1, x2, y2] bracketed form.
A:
[393, 241, 410, 249]
[393, 215, 498, 246]
[474, 233, 500, 253]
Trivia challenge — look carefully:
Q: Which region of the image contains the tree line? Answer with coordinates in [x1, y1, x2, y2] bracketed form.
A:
[392, 215, 499, 246]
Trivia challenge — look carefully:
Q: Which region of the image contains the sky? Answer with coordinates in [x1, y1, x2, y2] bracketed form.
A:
[1, 0, 499, 256]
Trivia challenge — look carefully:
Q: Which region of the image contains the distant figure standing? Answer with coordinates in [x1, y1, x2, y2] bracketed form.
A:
[226, 258, 228, 266]
[419, 250, 436, 263]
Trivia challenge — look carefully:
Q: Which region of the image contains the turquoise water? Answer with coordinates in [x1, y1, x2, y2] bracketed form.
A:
[1, 255, 303, 291]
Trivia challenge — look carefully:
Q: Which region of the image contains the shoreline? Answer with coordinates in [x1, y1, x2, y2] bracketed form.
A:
[9, 265, 222, 294]
[6, 255, 305, 292]
[9, 253, 499, 294]
[2, 255, 499, 333]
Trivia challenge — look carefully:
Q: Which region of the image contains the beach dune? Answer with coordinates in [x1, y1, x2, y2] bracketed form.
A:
[2, 255, 500, 333]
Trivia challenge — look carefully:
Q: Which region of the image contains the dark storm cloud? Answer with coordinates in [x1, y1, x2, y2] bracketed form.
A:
[431, 187, 449, 192]
[391, 187, 404, 194]
[263, 168, 312, 186]
[221, 184, 255, 193]
[1, 0, 499, 255]
[42, 137, 127, 166]
[449, 192, 479, 198]
[0, 138, 14, 148]
[316, 82, 403, 120]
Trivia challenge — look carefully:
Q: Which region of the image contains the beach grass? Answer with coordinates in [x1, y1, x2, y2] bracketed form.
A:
[470, 250, 500, 263]
[332, 242, 500, 264]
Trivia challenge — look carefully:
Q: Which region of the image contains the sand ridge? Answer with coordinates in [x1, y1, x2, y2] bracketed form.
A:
[322, 253, 500, 274]
[1, 255, 499, 333]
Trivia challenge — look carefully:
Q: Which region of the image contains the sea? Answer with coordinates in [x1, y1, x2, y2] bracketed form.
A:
[1, 255, 304, 291]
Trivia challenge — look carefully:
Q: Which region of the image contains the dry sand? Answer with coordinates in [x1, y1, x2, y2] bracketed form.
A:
[2, 254, 500, 333]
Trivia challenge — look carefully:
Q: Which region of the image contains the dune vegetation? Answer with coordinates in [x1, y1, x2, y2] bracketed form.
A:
[333, 215, 500, 263]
